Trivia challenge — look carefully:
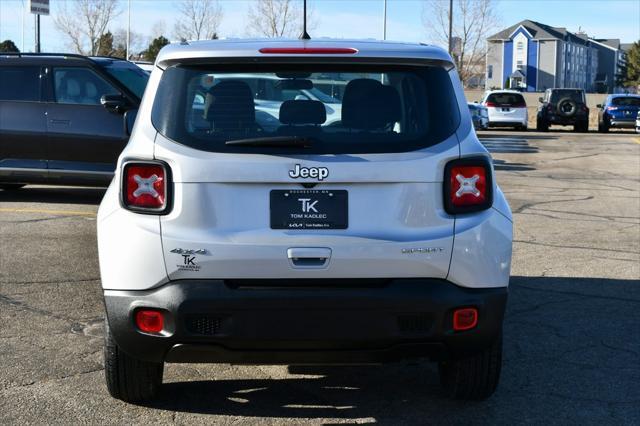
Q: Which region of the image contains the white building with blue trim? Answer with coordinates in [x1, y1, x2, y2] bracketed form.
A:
[485, 20, 601, 92]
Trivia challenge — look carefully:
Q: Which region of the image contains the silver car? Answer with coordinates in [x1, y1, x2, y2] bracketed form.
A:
[97, 39, 513, 403]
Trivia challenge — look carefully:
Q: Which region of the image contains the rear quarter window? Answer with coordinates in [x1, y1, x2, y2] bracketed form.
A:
[151, 64, 460, 155]
[0, 66, 41, 101]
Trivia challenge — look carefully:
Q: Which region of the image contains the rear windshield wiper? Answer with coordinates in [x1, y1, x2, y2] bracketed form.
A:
[225, 136, 315, 148]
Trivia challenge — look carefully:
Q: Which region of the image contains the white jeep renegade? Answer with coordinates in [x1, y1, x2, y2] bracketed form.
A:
[98, 39, 513, 402]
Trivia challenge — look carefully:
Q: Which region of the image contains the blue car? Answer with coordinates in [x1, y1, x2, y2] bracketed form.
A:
[597, 94, 640, 132]
[468, 102, 489, 130]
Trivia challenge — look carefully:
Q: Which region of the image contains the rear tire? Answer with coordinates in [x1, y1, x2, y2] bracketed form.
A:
[575, 121, 589, 133]
[598, 121, 609, 133]
[536, 118, 548, 132]
[0, 184, 25, 191]
[104, 318, 163, 403]
[438, 333, 502, 400]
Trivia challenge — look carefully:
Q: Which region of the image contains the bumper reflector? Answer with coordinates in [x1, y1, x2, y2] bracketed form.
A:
[453, 308, 478, 331]
[135, 309, 164, 334]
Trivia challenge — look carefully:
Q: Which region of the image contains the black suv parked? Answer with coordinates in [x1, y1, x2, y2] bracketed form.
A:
[0, 53, 149, 190]
[536, 88, 589, 132]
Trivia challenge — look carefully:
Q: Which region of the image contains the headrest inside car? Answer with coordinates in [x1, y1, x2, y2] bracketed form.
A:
[279, 100, 327, 125]
[208, 80, 256, 131]
[342, 79, 401, 130]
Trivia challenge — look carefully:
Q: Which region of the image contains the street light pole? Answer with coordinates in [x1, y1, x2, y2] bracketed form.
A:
[35, 14, 40, 53]
[383, 0, 387, 40]
[126, 0, 131, 60]
[448, 0, 453, 55]
[22, 0, 26, 51]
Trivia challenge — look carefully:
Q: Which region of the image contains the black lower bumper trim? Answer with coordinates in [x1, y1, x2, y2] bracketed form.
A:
[104, 279, 507, 364]
[165, 342, 448, 364]
[547, 117, 588, 125]
[488, 122, 525, 127]
[609, 121, 635, 128]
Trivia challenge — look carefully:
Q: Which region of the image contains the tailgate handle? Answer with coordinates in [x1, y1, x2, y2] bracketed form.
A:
[287, 247, 331, 269]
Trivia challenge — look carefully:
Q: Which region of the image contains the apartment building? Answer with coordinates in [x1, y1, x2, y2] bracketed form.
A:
[485, 20, 609, 92]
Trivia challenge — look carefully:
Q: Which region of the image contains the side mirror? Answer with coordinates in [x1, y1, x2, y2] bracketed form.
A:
[101, 94, 128, 114]
[124, 108, 138, 136]
[538, 97, 544, 103]
[596, 104, 603, 109]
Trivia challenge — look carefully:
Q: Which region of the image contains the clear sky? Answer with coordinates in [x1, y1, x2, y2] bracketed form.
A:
[0, 0, 638, 53]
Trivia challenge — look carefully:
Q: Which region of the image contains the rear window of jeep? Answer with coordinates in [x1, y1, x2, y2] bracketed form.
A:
[151, 64, 460, 154]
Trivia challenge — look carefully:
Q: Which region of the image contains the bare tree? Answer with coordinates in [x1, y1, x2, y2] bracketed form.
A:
[54, 0, 121, 55]
[247, 0, 316, 38]
[173, 0, 223, 41]
[113, 28, 145, 58]
[422, 0, 499, 87]
[151, 20, 168, 40]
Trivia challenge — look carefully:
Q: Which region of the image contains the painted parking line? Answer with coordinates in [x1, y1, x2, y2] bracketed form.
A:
[0, 208, 96, 217]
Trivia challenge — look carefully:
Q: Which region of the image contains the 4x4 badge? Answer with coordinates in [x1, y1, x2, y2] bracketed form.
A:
[170, 248, 209, 255]
[289, 164, 329, 181]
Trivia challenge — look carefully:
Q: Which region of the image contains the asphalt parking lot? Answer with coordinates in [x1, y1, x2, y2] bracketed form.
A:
[1, 130, 639, 424]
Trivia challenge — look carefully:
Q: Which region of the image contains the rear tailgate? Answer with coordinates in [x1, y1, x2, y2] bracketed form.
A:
[155, 133, 458, 280]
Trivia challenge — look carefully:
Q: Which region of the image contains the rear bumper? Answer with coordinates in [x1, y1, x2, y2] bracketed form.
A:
[544, 114, 588, 125]
[609, 118, 636, 128]
[104, 279, 507, 364]
[488, 121, 526, 128]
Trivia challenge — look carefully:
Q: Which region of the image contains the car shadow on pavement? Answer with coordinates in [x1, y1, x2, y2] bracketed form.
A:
[152, 365, 447, 421]
[0, 186, 106, 205]
[492, 159, 536, 172]
[479, 131, 559, 140]
[141, 276, 640, 422]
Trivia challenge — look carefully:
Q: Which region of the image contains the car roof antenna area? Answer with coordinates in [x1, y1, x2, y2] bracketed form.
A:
[300, 0, 311, 40]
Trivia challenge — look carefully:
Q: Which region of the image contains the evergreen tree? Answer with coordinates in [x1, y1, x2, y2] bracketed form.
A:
[0, 39, 19, 53]
[143, 36, 170, 62]
[95, 32, 115, 56]
[624, 41, 640, 89]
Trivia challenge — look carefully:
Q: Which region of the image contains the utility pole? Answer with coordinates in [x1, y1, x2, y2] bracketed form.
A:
[383, 0, 387, 40]
[126, 0, 131, 60]
[22, 0, 26, 51]
[448, 0, 453, 55]
[35, 14, 40, 53]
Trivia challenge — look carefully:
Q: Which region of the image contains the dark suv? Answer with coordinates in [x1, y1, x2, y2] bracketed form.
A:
[536, 88, 589, 132]
[0, 53, 149, 190]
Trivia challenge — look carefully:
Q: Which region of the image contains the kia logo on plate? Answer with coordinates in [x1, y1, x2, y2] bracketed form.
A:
[288, 164, 329, 181]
